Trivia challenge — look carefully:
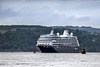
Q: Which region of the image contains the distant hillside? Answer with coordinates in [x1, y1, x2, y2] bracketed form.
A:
[0, 25, 100, 52]
[51, 26, 100, 34]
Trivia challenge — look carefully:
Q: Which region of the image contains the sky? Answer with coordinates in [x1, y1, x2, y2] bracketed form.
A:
[0, 0, 100, 28]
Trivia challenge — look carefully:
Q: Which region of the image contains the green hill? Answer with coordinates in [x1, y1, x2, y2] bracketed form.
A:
[52, 26, 100, 34]
[0, 25, 100, 52]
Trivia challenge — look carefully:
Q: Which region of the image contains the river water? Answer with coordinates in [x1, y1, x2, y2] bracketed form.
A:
[0, 52, 100, 67]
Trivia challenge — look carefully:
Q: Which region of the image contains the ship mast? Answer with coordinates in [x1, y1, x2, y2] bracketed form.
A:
[50, 29, 54, 35]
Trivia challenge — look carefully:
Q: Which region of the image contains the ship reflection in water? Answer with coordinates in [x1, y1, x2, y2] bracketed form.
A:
[0, 52, 100, 67]
[36, 29, 80, 53]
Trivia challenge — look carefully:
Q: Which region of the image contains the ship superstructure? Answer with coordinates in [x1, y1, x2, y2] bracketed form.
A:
[36, 29, 80, 53]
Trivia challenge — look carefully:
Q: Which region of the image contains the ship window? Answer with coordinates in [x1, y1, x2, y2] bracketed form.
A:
[60, 46, 63, 47]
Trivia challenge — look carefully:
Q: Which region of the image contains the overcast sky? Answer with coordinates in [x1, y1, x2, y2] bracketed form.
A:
[0, 0, 100, 28]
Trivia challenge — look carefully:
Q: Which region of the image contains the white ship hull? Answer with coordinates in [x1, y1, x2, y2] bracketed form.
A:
[36, 29, 80, 53]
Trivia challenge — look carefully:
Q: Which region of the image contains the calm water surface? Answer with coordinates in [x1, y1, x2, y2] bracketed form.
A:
[0, 52, 100, 67]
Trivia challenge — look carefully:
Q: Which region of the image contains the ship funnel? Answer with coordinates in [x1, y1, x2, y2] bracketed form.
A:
[50, 29, 54, 35]
[63, 30, 69, 36]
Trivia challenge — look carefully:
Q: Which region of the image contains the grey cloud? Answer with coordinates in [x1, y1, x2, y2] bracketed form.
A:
[76, 17, 91, 21]
[0, 6, 19, 19]
[56, 0, 100, 11]
[0, 0, 100, 27]
[68, 16, 91, 22]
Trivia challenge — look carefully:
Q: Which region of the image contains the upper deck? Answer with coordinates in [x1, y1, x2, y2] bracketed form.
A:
[37, 29, 80, 47]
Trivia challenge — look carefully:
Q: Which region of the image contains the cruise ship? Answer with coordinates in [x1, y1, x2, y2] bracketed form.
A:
[36, 29, 80, 53]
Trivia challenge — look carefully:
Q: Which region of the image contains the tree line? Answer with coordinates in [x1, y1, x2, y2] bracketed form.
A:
[0, 25, 100, 52]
